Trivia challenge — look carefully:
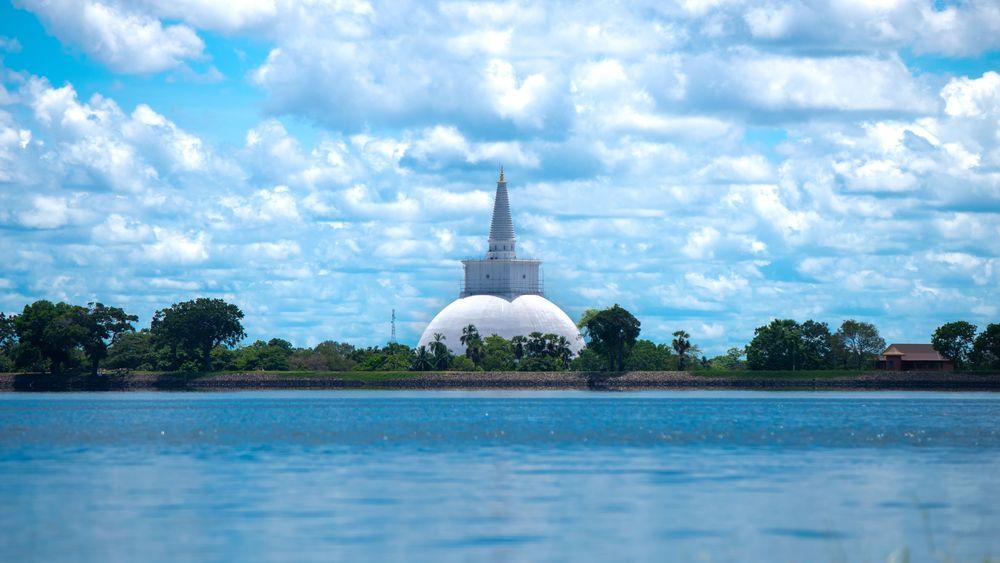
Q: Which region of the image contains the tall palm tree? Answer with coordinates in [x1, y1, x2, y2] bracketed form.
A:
[411, 345, 432, 371]
[460, 325, 484, 366]
[511, 335, 527, 361]
[527, 331, 546, 358]
[460, 324, 479, 348]
[672, 330, 692, 370]
[543, 333, 560, 358]
[431, 333, 451, 370]
[554, 335, 572, 367]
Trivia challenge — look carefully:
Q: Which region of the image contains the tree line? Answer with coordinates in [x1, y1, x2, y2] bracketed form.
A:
[1, 298, 998, 375]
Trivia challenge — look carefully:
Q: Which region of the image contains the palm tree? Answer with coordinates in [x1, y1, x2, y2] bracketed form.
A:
[672, 330, 692, 370]
[430, 333, 451, 370]
[460, 324, 479, 348]
[527, 331, 546, 358]
[411, 345, 432, 371]
[460, 324, 484, 367]
[554, 335, 572, 367]
[542, 333, 561, 358]
[511, 335, 527, 361]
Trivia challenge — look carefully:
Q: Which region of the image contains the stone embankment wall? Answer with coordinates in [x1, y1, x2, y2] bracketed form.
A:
[1, 370, 998, 391]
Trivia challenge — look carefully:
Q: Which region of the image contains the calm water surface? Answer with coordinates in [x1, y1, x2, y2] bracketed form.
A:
[0, 391, 997, 562]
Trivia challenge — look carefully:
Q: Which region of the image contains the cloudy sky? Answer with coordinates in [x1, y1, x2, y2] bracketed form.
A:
[0, 0, 998, 354]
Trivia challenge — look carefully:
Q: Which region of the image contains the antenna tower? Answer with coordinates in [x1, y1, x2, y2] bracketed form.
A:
[390, 309, 397, 344]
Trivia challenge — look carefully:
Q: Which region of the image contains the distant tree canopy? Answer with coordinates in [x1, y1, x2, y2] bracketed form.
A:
[230, 339, 294, 371]
[835, 320, 885, 369]
[12, 301, 82, 376]
[0, 313, 16, 372]
[289, 341, 356, 371]
[105, 330, 157, 371]
[8, 300, 137, 376]
[932, 321, 977, 369]
[584, 304, 640, 371]
[624, 340, 678, 371]
[76, 303, 138, 376]
[2, 298, 999, 375]
[709, 348, 745, 371]
[426, 328, 575, 372]
[972, 323, 1000, 370]
[746, 319, 805, 371]
[151, 298, 246, 372]
[354, 342, 412, 371]
[481, 335, 516, 371]
[745, 319, 885, 370]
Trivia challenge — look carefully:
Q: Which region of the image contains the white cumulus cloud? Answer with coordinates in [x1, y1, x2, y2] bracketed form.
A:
[17, 0, 204, 73]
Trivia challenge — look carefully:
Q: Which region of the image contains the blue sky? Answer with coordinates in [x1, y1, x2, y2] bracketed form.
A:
[0, 0, 998, 354]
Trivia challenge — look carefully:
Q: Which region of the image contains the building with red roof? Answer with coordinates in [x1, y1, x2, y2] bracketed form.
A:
[876, 344, 953, 372]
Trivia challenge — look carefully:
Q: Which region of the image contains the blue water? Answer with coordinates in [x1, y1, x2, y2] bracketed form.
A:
[0, 391, 997, 562]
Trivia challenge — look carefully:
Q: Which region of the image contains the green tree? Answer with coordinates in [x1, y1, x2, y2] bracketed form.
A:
[105, 330, 157, 371]
[515, 332, 572, 371]
[233, 338, 294, 371]
[835, 319, 885, 369]
[518, 354, 560, 371]
[671, 330, 693, 370]
[931, 321, 977, 369]
[552, 335, 573, 367]
[584, 304, 641, 371]
[0, 313, 16, 372]
[211, 345, 236, 371]
[481, 335, 516, 371]
[75, 302, 138, 376]
[625, 340, 677, 370]
[460, 324, 484, 367]
[429, 333, 452, 370]
[746, 319, 803, 370]
[378, 342, 415, 371]
[511, 335, 527, 361]
[353, 342, 413, 371]
[570, 348, 609, 371]
[12, 300, 86, 375]
[290, 341, 356, 371]
[576, 308, 600, 340]
[526, 331, 547, 358]
[151, 298, 246, 372]
[449, 355, 476, 371]
[411, 345, 433, 371]
[709, 347, 745, 370]
[0, 313, 14, 348]
[971, 323, 1000, 370]
[799, 320, 834, 369]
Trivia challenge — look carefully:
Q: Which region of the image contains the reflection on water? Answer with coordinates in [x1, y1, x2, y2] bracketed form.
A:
[0, 391, 998, 561]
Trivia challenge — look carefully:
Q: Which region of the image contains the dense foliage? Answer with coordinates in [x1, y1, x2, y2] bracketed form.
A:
[151, 298, 246, 371]
[745, 319, 888, 370]
[411, 330, 575, 372]
[971, 324, 1000, 370]
[583, 304, 641, 371]
[1, 299, 997, 375]
[931, 321, 977, 369]
[7, 301, 137, 376]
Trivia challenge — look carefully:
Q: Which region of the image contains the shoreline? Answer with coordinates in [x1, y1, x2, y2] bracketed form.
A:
[2, 370, 998, 392]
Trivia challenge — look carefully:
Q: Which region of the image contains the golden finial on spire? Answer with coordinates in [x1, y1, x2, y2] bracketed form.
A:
[498, 164, 505, 182]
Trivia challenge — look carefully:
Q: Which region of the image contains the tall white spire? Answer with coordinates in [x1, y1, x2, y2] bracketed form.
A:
[460, 168, 542, 298]
[487, 165, 516, 260]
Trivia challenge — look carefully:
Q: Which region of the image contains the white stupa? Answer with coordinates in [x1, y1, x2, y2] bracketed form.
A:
[418, 168, 583, 354]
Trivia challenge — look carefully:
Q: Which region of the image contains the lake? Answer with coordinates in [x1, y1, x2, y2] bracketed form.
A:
[0, 391, 997, 562]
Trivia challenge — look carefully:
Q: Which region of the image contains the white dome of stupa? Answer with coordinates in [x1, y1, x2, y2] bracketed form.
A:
[418, 294, 583, 353]
[417, 167, 582, 355]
